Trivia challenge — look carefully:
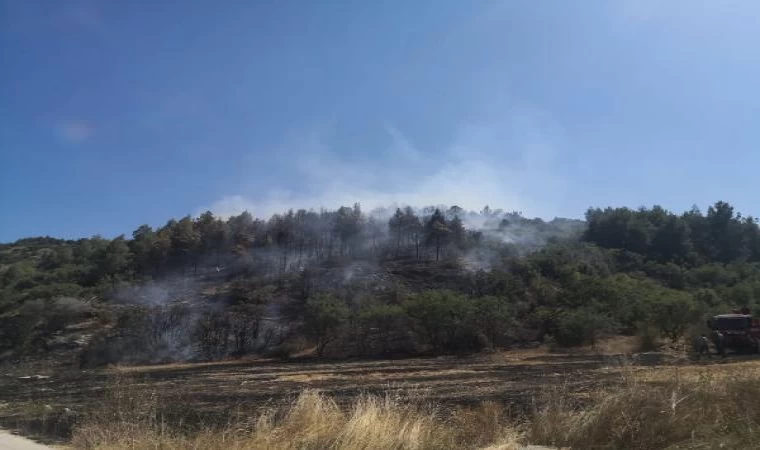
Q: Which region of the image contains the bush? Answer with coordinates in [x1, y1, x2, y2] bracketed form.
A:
[554, 308, 617, 348]
[650, 292, 702, 342]
[405, 290, 476, 353]
[304, 294, 349, 356]
[471, 295, 512, 348]
[0, 296, 93, 354]
[0, 314, 36, 352]
[357, 303, 406, 354]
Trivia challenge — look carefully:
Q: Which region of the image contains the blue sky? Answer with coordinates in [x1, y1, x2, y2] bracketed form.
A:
[2, 0, 760, 241]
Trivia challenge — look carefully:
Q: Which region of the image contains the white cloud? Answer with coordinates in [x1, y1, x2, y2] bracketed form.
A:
[200, 108, 568, 220]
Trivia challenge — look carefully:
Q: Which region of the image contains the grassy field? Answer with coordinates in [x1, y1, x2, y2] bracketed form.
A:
[2, 344, 760, 449]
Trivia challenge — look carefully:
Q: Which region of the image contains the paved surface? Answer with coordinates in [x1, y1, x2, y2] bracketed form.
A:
[0, 431, 52, 450]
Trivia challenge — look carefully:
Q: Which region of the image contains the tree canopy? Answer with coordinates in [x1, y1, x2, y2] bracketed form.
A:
[4, 201, 760, 362]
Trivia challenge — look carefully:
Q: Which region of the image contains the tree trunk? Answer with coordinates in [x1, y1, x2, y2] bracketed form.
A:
[298, 238, 304, 265]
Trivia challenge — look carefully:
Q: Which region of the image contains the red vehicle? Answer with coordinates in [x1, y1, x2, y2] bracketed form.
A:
[707, 308, 760, 354]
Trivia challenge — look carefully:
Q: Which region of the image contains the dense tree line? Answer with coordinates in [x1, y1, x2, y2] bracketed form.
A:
[0, 204, 578, 308]
[584, 202, 760, 265]
[5, 201, 760, 364]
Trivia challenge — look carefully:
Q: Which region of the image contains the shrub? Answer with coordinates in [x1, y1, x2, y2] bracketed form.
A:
[304, 294, 349, 356]
[554, 308, 617, 348]
[357, 303, 406, 354]
[471, 295, 512, 348]
[405, 290, 474, 353]
[650, 292, 702, 342]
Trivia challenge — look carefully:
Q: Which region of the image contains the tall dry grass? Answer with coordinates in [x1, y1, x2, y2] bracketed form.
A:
[529, 368, 760, 449]
[72, 369, 760, 450]
[71, 381, 523, 450]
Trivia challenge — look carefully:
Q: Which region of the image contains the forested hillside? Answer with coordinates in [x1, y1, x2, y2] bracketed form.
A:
[2, 201, 759, 365]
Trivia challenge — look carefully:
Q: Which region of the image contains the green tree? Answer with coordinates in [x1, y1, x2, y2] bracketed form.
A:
[425, 209, 450, 261]
[554, 308, 616, 348]
[304, 294, 349, 356]
[651, 215, 691, 263]
[334, 204, 364, 257]
[227, 211, 254, 247]
[405, 290, 470, 352]
[196, 211, 226, 266]
[364, 217, 384, 255]
[706, 201, 747, 263]
[359, 303, 405, 353]
[583, 207, 653, 254]
[151, 225, 173, 275]
[471, 296, 512, 348]
[101, 235, 131, 289]
[130, 225, 156, 276]
[650, 292, 702, 342]
[448, 215, 467, 250]
[693, 288, 721, 309]
[403, 207, 422, 259]
[171, 216, 201, 275]
[389, 208, 405, 257]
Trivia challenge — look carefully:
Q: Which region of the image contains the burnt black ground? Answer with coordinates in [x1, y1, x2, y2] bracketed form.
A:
[0, 352, 626, 443]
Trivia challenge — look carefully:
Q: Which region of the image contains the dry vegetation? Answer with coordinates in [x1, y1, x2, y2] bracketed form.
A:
[4, 346, 760, 449]
[528, 369, 760, 449]
[68, 368, 760, 450]
[71, 385, 523, 450]
[67, 365, 760, 450]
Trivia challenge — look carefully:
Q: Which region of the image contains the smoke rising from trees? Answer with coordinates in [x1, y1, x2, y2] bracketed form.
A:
[5, 200, 760, 366]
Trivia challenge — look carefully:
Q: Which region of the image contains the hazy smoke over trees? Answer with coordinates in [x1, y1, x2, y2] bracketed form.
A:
[8, 201, 760, 366]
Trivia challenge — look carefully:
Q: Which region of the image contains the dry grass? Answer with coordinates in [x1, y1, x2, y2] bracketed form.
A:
[70, 365, 760, 450]
[70, 380, 523, 450]
[634, 360, 760, 383]
[529, 367, 760, 449]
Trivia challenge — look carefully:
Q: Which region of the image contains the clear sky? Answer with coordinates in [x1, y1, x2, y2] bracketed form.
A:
[2, 0, 760, 242]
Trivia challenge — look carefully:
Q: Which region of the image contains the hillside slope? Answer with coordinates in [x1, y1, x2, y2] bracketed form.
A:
[3, 201, 760, 367]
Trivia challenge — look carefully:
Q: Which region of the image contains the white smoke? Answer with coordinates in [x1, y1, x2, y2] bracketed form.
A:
[200, 110, 568, 221]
